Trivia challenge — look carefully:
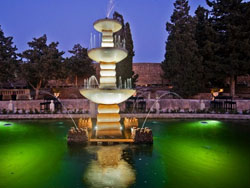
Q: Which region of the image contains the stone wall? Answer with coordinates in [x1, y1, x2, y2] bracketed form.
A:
[133, 63, 168, 86]
[1, 99, 250, 113]
[0, 99, 89, 112]
[120, 99, 250, 112]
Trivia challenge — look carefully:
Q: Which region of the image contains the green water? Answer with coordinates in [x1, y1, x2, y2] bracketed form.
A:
[0, 119, 250, 188]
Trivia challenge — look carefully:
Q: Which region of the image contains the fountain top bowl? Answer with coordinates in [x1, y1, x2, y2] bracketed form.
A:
[94, 18, 122, 33]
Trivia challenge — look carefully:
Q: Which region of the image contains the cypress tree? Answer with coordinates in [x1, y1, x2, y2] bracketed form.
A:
[113, 12, 137, 87]
[161, 0, 204, 98]
[195, 6, 224, 89]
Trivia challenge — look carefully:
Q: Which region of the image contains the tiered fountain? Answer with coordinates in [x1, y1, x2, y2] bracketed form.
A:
[68, 18, 153, 144]
[80, 18, 135, 138]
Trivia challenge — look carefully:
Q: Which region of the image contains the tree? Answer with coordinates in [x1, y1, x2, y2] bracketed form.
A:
[195, 6, 224, 89]
[161, 0, 204, 98]
[0, 26, 19, 84]
[206, 0, 250, 97]
[66, 44, 95, 86]
[113, 12, 137, 87]
[21, 34, 65, 99]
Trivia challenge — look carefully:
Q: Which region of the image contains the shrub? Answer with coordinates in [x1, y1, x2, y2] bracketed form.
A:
[34, 109, 39, 114]
[2, 109, 7, 114]
[242, 110, 249, 115]
[15, 109, 20, 114]
[29, 108, 34, 114]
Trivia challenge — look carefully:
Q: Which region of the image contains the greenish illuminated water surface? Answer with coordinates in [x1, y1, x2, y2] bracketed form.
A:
[0, 119, 250, 188]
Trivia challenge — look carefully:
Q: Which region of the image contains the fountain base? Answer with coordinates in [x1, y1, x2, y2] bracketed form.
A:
[67, 127, 88, 144]
[131, 127, 153, 144]
[67, 126, 153, 145]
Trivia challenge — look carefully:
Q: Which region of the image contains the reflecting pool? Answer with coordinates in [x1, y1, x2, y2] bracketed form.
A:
[0, 119, 250, 188]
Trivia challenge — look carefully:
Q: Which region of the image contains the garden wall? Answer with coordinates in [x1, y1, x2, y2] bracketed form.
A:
[0, 99, 250, 113]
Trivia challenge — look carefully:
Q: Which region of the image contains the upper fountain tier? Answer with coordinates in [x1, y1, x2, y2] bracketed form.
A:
[88, 18, 128, 63]
[94, 18, 122, 33]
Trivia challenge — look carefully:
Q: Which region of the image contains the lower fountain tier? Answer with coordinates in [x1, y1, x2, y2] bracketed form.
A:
[79, 89, 135, 104]
[96, 129, 122, 137]
[97, 122, 121, 130]
[96, 104, 122, 137]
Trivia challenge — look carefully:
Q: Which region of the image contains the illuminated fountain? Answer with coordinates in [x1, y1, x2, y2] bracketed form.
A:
[80, 18, 135, 138]
[68, 18, 153, 143]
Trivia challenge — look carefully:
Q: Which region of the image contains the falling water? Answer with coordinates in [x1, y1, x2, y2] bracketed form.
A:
[124, 80, 127, 89]
[114, 35, 117, 47]
[93, 34, 96, 48]
[118, 76, 122, 89]
[141, 91, 182, 128]
[90, 33, 93, 49]
[123, 39, 126, 49]
[84, 75, 99, 89]
[118, 35, 121, 46]
[106, 0, 115, 18]
[39, 91, 78, 129]
[99, 33, 102, 46]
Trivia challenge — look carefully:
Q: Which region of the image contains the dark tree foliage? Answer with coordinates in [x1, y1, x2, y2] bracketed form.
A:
[66, 44, 95, 86]
[113, 12, 137, 87]
[0, 26, 19, 84]
[206, 0, 250, 97]
[21, 34, 65, 99]
[161, 0, 204, 98]
[195, 6, 224, 88]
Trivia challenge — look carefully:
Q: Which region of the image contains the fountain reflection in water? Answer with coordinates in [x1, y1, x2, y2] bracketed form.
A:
[84, 145, 135, 188]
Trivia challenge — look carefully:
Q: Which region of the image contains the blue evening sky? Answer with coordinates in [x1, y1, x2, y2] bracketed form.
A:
[0, 0, 208, 63]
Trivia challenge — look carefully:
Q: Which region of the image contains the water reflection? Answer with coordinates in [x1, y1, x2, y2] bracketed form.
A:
[84, 145, 136, 188]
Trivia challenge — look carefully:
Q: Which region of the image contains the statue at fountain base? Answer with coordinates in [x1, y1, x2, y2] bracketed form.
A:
[124, 117, 138, 129]
[78, 118, 92, 129]
[131, 127, 153, 144]
[67, 127, 88, 144]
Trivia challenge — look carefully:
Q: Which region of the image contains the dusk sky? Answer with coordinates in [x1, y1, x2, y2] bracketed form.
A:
[0, 0, 208, 63]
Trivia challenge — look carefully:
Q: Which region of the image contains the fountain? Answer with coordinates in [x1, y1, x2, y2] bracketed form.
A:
[68, 17, 153, 144]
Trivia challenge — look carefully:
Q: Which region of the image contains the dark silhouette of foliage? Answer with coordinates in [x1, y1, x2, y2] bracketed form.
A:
[66, 44, 95, 86]
[205, 0, 250, 97]
[113, 12, 138, 87]
[162, 0, 204, 98]
[21, 34, 65, 99]
[0, 26, 19, 84]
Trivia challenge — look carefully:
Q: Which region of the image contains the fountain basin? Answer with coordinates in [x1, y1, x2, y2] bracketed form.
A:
[88, 47, 127, 63]
[79, 89, 135, 104]
[94, 18, 122, 33]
